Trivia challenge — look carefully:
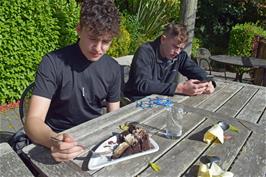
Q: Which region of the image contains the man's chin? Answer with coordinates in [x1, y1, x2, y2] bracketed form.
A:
[88, 54, 103, 61]
[167, 56, 175, 60]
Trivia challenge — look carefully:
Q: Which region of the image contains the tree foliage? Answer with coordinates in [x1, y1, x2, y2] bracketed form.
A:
[195, 0, 265, 54]
[0, 0, 79, 104]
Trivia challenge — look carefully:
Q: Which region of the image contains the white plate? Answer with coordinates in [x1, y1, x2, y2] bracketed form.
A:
[88, 135, 159, 170]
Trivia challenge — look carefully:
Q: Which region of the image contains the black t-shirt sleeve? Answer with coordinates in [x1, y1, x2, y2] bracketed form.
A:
[106, 64, 121, 102]
[33, 54, 58, 99]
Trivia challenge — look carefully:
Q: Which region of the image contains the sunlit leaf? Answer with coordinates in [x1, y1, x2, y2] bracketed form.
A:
[149, 162, 160, 172]
[229, 124, 239, 133]
[118, 123, 129, 131]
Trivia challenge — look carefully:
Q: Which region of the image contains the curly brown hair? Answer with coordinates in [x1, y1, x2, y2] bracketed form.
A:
[163, 23, 188, 44]
[80, 0, 120, 37]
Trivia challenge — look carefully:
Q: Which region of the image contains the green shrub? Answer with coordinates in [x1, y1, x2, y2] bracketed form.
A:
[116, 0, 181, 38]
[121, 13, 143, 54]
[0, 0, 79, 104]
[50, 0, 79, 47]
[228, 23, 266, 56]
[228, 23, 266, 75]
[107, 16, 131, 57]
[191, 37, 203, 58]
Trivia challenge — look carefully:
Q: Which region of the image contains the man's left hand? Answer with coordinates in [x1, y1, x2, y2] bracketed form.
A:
[203, 81, 215, 94]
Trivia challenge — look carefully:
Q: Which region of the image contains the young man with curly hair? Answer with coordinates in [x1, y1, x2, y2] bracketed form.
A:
[125, 23, 215, 101]
[25, 0, 121, 162]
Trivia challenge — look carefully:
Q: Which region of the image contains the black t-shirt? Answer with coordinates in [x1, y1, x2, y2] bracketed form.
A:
[125, 38, 213, 101]
[33, 43, 121, 132]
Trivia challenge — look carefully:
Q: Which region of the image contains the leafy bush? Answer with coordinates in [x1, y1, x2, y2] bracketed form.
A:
[135, 0, 180, 38]
[107, 23, 131, 57]
[0, 0, 79, 104]
[50, 0, 80, 47]
[228, 23, 266, 56]
[191, 37, 203, 58]
[195, 0, 265, 54]
[228, 23, 266, 75]
[121, 13, 143, 54]
[115, 0, 181, 38]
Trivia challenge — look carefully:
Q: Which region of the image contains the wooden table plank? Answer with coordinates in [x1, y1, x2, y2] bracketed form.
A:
[182, 84, 265, 176]
[235, 88, 266, 123]
[0, 143, 34, 177]
[229, 131, 266, 177]
[22, 81, 266, 177]
[95, 83, 244, 176]
[23, 104, 166, 176]
[22, 95, 189, 176]
[197, 84, 243, 111]
[142, 118, 249, 177]
[180, 83, 226, 107]
[94, 109, 206, 177]
[215, 85, 258, 117]
[183, 83, 265, 176]
[229, 90, 266, 177]
[139, 84, 257, 177]
[259, 109, 266, 126]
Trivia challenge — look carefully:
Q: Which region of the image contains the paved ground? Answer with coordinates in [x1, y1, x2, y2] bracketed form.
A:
[0, 70, 253, 141]
[0, 107, 22, 133]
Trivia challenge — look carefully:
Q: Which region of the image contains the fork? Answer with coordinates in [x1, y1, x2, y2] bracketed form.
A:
[50, 137, 112, 156]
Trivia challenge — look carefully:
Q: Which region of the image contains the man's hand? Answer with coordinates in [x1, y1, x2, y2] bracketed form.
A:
[203, 81, 215, 94]
[50, 133, 85, 162]
[175, 79, 213, 96]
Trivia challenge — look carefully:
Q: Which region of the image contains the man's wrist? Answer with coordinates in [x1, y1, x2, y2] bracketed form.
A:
[175, 83, 184, 94]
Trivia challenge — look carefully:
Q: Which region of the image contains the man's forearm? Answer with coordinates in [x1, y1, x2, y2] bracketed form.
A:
[25, 118, 57, 148]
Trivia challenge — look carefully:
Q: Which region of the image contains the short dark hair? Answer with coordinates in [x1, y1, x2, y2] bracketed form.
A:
[163, 23, 188, 44]
[80, 0, 120, 37]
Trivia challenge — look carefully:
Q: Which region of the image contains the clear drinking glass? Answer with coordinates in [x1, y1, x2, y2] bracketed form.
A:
[164, 105, 184, 139]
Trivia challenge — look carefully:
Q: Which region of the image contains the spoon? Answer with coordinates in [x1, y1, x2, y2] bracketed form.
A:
[206, 156, 221, 168]
[218, 121, 230, 131]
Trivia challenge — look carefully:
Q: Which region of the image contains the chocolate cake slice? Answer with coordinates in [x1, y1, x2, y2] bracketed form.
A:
[112, 124, 152, 159]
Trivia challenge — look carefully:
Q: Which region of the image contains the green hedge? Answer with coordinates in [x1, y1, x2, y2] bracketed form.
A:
[107, 15, 131, 57]
[228, 23, 266, 75]
[0, 0, 79, 104]
[228, 23, 266, 56]
[191, 37, 203, 58]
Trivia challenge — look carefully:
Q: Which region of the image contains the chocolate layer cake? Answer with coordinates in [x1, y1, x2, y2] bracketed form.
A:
[112, 124, 152, 159]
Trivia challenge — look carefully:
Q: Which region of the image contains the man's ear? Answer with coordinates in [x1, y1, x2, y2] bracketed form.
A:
[76, 23, 81, 36]
[160, 35, 166, 43]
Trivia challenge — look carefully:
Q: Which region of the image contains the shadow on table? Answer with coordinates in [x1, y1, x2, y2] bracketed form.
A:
[27, 146, 59, 165]
[0, 131, 14, 143]
[188, 126, 211, 142]
[184, 165, 199, 176]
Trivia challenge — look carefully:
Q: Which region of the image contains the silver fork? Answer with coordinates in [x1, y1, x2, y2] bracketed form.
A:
[50, 137, 112, 156]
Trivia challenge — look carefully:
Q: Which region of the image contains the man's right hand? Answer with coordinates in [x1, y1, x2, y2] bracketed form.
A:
[50, 133, 85, 162]
[175, 79, 209, 96]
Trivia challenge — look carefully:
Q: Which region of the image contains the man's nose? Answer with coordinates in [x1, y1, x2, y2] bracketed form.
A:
[174, 48, 181, 55]
[93, 41, 103, 52]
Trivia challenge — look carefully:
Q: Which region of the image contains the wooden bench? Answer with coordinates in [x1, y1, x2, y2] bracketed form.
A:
[0, 142, 34, 177]
[114, 55, 133, 66]
[114, 55, 133, 101]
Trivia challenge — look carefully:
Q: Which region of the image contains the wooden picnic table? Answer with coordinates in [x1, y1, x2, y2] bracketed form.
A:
[22, 80, 266, 177]
[0, 142, 34, 177]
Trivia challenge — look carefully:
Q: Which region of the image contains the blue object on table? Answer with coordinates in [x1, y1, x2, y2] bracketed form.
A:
[136, 97, 173, 109]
